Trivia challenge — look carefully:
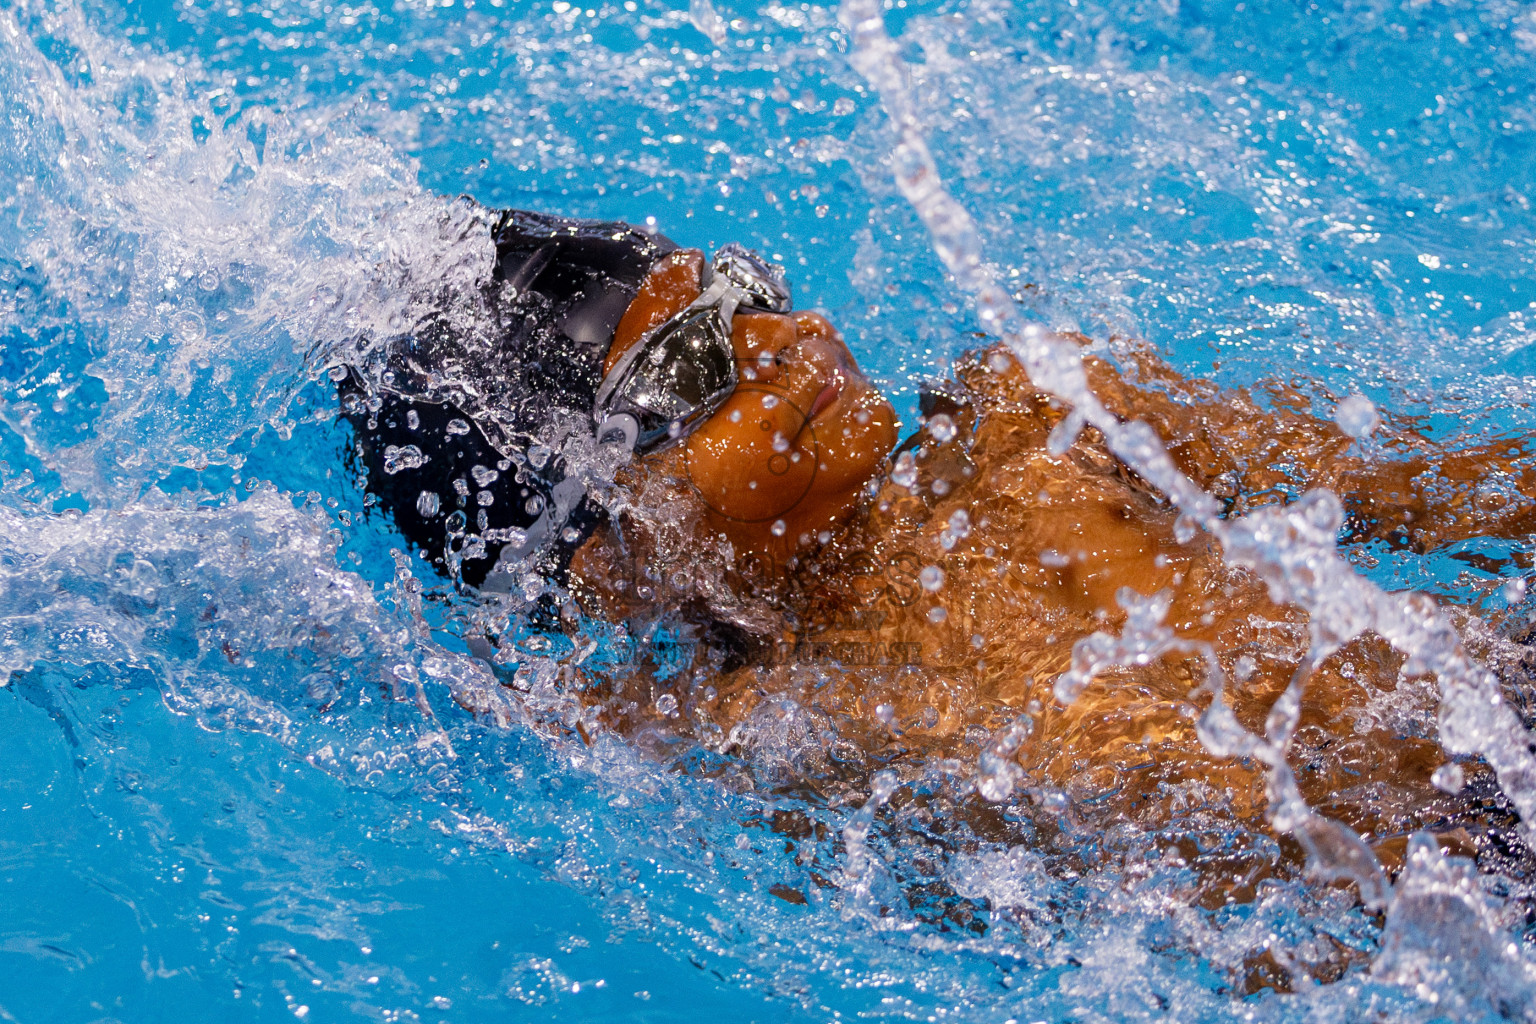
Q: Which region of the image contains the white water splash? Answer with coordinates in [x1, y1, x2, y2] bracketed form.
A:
[840, 0, 1536, 909]
[0, 2, 499, 504]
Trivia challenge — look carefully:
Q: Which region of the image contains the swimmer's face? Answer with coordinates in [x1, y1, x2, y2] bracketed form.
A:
[604, 249, 898, 565]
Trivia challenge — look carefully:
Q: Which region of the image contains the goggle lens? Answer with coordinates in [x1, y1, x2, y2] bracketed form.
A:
[614, 309, 737, 453]
[595, 242, 789, 456]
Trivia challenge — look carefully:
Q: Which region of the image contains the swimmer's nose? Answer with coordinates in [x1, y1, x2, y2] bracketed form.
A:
[730, 312, 794, 385]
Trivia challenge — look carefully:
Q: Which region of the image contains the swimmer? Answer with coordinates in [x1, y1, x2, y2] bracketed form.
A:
[344, 207, 1536, 915]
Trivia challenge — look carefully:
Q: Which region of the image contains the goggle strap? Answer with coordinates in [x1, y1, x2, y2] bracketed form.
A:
[481, 473, 594, 591]
[688, 273, 741, 332]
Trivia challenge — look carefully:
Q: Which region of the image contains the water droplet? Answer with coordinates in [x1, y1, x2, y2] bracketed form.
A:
[1334, 394, 1380, 439]
[920, 565, 945, 592]
[771, 519, 787, 536]
[416, 490, 440, 516]
[471, 465, 499, 487]
[382, 444, 428, 475]
[928, 413, 956, 443]
[655, 693, 679, 715]
[688, 0, 728, 46]
[1504, 578, 1527, 604]
[927, 605, 947, 623]
[891, 451, 918, 489]
[1431, 763, 1465, 794]
[446, 418, 471, 436]
[1046, 411, 1083, 456]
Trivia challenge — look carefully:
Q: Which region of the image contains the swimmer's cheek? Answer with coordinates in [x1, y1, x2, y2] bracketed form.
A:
[692, 388, 808, 452]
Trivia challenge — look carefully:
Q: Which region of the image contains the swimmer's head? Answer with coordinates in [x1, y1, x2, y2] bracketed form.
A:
[599, 248, 898, 567]
[345, 208, 894, 590]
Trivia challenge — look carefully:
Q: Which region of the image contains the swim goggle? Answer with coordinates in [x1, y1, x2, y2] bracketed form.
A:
[481, 243, 790, 586]
[593, 242, 791, 456]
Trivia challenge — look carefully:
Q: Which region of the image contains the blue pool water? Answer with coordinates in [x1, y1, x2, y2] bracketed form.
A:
[3, 0, 1536, 1020]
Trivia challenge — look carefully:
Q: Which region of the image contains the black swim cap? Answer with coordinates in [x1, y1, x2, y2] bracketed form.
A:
[342, 205, 677, 589]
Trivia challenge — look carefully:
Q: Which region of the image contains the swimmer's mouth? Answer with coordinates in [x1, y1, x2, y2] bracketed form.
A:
[808, 373, 844, 422]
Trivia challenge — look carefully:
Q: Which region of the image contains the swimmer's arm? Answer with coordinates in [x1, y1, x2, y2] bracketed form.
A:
[1079, 346, 1536, 553]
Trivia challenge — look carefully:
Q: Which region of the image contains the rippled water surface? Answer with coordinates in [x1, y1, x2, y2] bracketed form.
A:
[4, 0, 1536, 1019]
